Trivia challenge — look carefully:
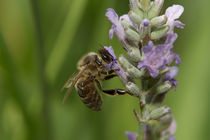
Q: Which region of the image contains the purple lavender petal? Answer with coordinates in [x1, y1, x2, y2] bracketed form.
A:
[109, 26, 114, 39]
[105, 8, 119, 24]
[164, 66, 178, 80]
[170, 79, 178, 88]
[138, 33, 180, 78]
[105, 8, 126, 42]
[174, 53, 181, 65]
[138, 60, 159, 78]
[165, 5, 184, 22]
[142, 41, 154, 54]
[163, 66, 178, 88]
[147, 66, 160, 78]
[125, 131, 137, 140]
[174, 20, 185, 29]
[165, 5, 184, 33]
[165, 33, 178, 45]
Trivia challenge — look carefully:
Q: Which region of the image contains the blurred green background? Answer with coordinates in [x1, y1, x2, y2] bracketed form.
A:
[0, 0, 209, 140]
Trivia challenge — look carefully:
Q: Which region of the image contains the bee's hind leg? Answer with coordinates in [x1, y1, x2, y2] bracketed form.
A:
[95, 79, 128, 96]
[102, 89, 127, 95]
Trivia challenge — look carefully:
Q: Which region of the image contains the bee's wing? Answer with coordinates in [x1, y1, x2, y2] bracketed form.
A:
[61, 71, 78, 91]
[62, 69, 85, 104]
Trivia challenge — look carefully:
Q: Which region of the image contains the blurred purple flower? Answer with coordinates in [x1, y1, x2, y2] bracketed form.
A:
[168, 136, 176, 140]
[162, 120, 177, 136]
[165, 5, 185, 33]
[138, 33, 180, 78]
[125, 131, 137, 140]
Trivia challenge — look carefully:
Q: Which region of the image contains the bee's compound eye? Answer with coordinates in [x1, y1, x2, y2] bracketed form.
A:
[98, 48, 113, 63]
[102, 54, 112, 63]
[102, 54, 108, 60]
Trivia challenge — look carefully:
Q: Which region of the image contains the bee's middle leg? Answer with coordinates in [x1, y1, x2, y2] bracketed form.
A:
[100, 69, 120, 80]
[95, 79, 128, 96]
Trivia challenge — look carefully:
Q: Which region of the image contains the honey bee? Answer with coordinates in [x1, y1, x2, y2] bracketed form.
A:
[62, 48, 128, 111]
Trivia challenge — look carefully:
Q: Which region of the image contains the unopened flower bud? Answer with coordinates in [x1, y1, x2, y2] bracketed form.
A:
[127, 46, 142, 62]
[124, 27, 141, 42]
[139, 19, 150, 39]
[150, 25, 169, 40]
[126, 82, 141, 97]
[150, 15, 167, 27]
[119, 55, 145, 78]
[129, 10, 143, 25]
[140, 0, 151, 11]
[148, 0, 164, 19]
[156, 81, 172, 94]
[129, 0, 140, 12]
[121, 18, 133, 29]
[150, 106, 170, 120]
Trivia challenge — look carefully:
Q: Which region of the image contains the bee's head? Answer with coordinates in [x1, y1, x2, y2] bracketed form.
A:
[98, 48, 113, 64]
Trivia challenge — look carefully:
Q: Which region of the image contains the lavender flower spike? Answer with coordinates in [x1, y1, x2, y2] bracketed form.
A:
[125, 131, 137, 140]
[104, 0, 184, 139]
[138, 33, 180, 78]
[165, 5, 185, 33]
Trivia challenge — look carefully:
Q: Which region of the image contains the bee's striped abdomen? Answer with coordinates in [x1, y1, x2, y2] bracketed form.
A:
[76, 78, 102, 111]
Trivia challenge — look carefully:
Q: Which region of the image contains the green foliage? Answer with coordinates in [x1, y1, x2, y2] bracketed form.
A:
[0, 0, 209, 140]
